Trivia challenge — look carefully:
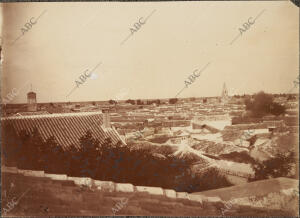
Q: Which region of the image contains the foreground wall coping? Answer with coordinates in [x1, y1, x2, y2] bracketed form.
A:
[2, 166, 209, 203]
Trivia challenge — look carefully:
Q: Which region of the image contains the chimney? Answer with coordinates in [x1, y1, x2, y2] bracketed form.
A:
[102, 109, 111, 128]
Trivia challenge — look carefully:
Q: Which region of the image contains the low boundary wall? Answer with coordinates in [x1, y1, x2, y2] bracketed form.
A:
[2, 166, 221, 204]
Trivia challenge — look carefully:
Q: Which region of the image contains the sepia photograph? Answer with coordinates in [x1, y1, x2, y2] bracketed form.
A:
[0, 1, 299, 216]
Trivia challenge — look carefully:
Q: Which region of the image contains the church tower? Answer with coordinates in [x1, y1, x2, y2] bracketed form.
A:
[221, 83, 229, 103]
[27, 85, 37, 112]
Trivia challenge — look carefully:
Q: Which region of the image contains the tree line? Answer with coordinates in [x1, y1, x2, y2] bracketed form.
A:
[2, 124, 232, 192]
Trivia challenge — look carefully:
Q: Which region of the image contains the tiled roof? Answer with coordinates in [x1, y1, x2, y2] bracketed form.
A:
[1, 112, 124, 150]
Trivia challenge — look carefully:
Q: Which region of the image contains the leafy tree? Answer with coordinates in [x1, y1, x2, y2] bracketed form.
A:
[146, 99, 161, 105]
[169, 98, 178, 104]
[287, 94, 296, 100]
[31, 127, 47, 170]
[249, 151, 296, 182]
[1, 124, 22, 167]
[17, 129, 33, 169]
[136, 99, 143, 105]
[42, 136, 65, 173]
[108, 99, 117, 104]
[245, 91, 285, 117]
[125, 99, 135, 105]
[269, 102, 285, 116]
[78, 130, 100, 178]
[18, 128, 45, 170]
[67, 145, 81, 176]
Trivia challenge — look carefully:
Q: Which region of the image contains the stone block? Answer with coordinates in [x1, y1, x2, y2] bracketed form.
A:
[164, 189, 177, 198]
[115, 183, 134, 192]
[67, 177, 93, 187]
[2, 166, 18, 173]
[23, 170, 45, 177]
[189, 194, 203, 203]
[18, 169, 26, 174]
[206, 196, 222, 202]
[94, 180, 115, 192]
[176, 192, 190, 199]
[45, 173, 67, 180]
[136, 186, 164, 195]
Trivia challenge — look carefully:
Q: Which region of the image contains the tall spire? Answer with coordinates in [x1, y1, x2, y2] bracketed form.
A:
[221, 82, 229, 102]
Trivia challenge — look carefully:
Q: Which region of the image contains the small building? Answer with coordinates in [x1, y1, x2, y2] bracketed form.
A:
[102, 109, 111, 129]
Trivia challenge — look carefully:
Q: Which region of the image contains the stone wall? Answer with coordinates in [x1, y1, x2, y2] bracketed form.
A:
[1, 166, 220, 204]
[229, 188, 299, 215]
[2, 166, 298, 216]
[193, 176, 299, 213]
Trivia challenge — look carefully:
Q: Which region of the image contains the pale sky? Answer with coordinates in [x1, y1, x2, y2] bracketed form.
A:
[1, 1, 299, 103]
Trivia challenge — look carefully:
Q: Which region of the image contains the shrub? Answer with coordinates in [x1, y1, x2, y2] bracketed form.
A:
[219, 151, 256, 165]
[125, 99, 135, 105]
[175, 168, 233, 193]
[249, 151, 296, 182]
[149, 136, 170, 144]
[169, 98, 178, 104]
[108, 99, 117, 104]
